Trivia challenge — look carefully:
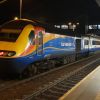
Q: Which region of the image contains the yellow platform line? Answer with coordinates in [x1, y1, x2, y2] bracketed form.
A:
[59, 59, 100, 100]
[95, 92, 100, 100]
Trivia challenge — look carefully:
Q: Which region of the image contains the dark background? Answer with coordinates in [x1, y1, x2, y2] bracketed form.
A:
[0, 0, 100, 25]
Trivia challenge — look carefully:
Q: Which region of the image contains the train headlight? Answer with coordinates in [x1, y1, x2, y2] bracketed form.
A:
[0, 51, 16, 57]
[7, 52, 16, 57]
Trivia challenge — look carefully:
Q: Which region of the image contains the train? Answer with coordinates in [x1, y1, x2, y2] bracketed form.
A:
[0, 19, 100, 77]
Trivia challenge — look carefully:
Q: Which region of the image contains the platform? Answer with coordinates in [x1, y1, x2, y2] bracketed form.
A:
[59, 65, 100, 100]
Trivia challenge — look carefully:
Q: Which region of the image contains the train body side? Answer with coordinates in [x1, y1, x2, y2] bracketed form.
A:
[0, 26, 76, 75]
[0, 19, 100, 76]
[42, 33, 76, 59]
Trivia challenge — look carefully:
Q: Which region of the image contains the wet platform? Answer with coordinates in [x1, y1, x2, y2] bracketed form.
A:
[59, 65, 100, 100]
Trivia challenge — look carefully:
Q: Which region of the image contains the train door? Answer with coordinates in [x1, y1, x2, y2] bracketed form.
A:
[36, 31, 43, 55]
[75, 38, 81, 59]
[83, 37, 90, 56]
[84, 39, 89, 50]
[76, 39, 81, 53]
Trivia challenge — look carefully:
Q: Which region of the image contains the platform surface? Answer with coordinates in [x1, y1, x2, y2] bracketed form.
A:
[59, 65, 100, 100]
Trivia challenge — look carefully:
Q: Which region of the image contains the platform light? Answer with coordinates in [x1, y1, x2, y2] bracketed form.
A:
[54, 25, 60, 28]
[98, 25, 100, 29]
[54, 25, 57, 27]
[88, 25, 98, 29]
[56, 25, 60, 28]
[72, 24, 76, 31]
[61, 25, 68, 29]
[73, 24, 76, 28]
[14, 17, 19, 20]
[88, 25, 92, 29]
[76, 22, 79, 25]
[68, 22, 72, 25]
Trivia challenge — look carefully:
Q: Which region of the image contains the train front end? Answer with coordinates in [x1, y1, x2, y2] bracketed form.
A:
[0, 19, 36, 76]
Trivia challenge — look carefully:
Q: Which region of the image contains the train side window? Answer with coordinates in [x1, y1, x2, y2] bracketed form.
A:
[29, 31, 35, 45]
[84, 40, 89, 45]
[92, 41, 100, 45]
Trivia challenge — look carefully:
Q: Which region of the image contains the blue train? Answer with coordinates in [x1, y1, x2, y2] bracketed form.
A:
[0, 19, 100, 77]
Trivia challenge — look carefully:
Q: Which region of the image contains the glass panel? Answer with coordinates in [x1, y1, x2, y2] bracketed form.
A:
[84, 40, 89, 45]
[0, 29, 21, 42]
[0, 20, 31, 42]
[92, 41, 100, 45]
[29, 31, 35, 45]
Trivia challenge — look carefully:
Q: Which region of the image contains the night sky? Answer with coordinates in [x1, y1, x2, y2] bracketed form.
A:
[0, 0, 100, 24]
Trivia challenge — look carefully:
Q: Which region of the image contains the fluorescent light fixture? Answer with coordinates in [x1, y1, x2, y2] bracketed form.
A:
[0, 0, 7, 4]
[95, 0, 100, 7]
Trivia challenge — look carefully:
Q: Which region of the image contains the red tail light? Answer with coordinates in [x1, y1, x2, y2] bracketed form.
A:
[0, 51, 16, 57]
[0, 52, 4, 56]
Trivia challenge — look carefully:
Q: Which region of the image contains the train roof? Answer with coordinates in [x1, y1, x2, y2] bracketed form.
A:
[0, 19, 37, 29]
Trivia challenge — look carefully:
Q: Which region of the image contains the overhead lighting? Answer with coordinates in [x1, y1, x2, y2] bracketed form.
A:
[95, 0, 100, 7]
[68, 22, 72, 25]
[54, 25, 60, 28]
[73, 24, 76, 28]
[61, 25, 68, 29]
[0, 0, 7, 4]
[76, 22, 79, 25]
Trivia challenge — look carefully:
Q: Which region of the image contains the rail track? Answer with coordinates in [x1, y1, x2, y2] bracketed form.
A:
[0, 54, 95, 92]
[0, 54, 92, 92]
[0, 79, 19, 92]
[23, 58, 100, 100]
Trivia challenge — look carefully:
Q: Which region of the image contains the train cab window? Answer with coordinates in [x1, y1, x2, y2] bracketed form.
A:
[29, 31, 35, 45]
[0, 20, 36, 42]
[0, 29, 21, 42]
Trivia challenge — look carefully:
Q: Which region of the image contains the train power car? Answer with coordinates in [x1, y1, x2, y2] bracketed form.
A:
[0, 19, 100, 77]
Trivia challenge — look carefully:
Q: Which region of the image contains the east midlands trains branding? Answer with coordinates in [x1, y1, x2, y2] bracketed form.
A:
[61, 42, 73, 46]
[60, 37, 75, 48]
